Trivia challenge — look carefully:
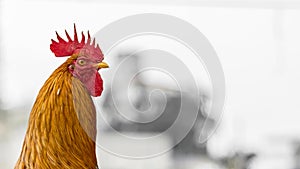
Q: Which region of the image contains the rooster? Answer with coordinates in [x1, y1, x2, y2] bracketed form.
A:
[14, 24, 109, 169]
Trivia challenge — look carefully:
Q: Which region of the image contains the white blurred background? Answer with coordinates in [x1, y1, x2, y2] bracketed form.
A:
[1, 0, 300, 169]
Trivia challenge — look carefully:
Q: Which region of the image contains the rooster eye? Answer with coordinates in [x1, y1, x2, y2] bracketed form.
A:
[77, 59, 86, 66]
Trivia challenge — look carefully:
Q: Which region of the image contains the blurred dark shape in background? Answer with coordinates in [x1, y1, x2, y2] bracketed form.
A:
[101, 49, 216, 158]
[219, 152, 256, 169]
[292, 141, 300, 169]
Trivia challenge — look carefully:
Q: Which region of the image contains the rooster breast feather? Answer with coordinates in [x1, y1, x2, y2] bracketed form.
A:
[15, 59, 98, 169]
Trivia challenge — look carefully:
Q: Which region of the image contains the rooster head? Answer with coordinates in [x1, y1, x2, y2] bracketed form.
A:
[50, 24, 109, 97]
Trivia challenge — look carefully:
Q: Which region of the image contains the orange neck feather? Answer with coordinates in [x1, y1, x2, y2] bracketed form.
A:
[15, 58, 98, 169]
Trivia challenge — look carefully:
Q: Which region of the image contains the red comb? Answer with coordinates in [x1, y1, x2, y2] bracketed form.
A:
[50, 24, 103, 60]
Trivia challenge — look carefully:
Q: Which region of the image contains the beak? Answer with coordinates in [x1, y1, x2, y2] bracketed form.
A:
[97, 62, 109, 69]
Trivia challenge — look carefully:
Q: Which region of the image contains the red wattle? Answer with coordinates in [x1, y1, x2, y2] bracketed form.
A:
[84, 71, 103, 97]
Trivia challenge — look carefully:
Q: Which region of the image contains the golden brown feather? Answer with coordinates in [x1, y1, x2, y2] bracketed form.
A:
[15, 56, 98, 169]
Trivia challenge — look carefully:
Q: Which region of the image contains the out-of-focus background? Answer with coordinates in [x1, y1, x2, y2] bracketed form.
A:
[1, 0, 300, 169]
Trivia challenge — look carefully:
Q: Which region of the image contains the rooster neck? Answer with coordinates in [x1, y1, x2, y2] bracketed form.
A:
[15, 61, 98, 169]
